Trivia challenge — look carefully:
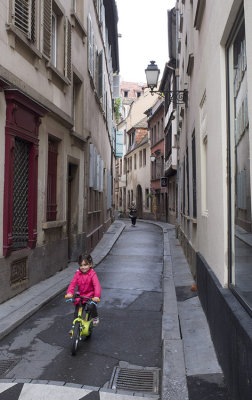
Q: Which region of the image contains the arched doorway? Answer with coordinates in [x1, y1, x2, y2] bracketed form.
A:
[136, 184, 143, 218]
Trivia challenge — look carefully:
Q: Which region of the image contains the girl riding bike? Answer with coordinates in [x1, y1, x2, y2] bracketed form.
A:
[66, 253, 101, 326]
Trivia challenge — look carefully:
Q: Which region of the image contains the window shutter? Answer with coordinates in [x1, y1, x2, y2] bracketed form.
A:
[113, 75, 120, 99]
[107, 170, 111, 209]
[97, 50, 103, 98]
[43, 0, 52, 59]
[89, 143, 94, 187]
[101, 4, 106, 43]
[96, 155, 100, 191]
[13, 0, 34, 40]
[64, 17, 72, 81]
[99, 158, 104, 192]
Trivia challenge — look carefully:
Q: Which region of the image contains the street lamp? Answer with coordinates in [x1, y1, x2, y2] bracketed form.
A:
[145, 61, 160, 91]
[145, 60, 188, 106]
[150, 153, 156, 163]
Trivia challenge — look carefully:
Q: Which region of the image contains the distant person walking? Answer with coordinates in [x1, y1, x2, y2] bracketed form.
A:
[129, 201, 137, 227]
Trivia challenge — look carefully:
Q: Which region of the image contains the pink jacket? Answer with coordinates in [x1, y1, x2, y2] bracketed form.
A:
[67, 268, 101, 302]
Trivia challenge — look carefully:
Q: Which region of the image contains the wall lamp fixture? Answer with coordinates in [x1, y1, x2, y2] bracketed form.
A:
[145, 61, 188, 106]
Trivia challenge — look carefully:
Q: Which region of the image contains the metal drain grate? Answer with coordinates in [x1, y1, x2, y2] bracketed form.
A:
[110, 367, 159, 394]
[0, 359, 19, 376]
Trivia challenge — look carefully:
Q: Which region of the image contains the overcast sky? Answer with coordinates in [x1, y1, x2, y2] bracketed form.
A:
[116, 0, 176, 84]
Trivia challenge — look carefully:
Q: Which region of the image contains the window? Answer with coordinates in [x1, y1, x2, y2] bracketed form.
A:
[139, 150, 143, 168]
[146, 189, 150, 208]
[73, 0, 76, 13]
[47, 138, 58, 221]
[42, 1, 72, 81]
[227, 15, 252, 311]
[136, 91, 141, 98]
[134, 154, 136, 169]
[192, 133, 197, 218]
[3, 90, 47, 256]
[143, 149, 146, 166]
[124, 90, 128, 98]
[73, 73, 82, 132]
[200, 91, 207, 215]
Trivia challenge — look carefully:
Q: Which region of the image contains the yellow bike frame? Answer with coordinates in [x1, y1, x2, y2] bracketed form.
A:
[70, 303, 93, 337]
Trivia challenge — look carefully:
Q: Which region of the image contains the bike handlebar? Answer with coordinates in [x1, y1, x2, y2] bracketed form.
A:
[65, 294, 100, 302]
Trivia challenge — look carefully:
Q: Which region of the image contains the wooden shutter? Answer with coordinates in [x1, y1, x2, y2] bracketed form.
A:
[43, 0, 52, 59]
[64, 17, 72, 81]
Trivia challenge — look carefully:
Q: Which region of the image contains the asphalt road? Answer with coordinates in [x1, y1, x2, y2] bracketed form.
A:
[0, 222, 163, 389]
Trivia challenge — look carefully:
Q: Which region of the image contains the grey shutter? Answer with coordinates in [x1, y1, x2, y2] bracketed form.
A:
[64, 17, 72, 81]
[99, 158, 104, 192]
[113, 75, 120, 99]
[43, 0, 52, 59]
[13, 0, 33, 39]
[89, 144, 94, 187]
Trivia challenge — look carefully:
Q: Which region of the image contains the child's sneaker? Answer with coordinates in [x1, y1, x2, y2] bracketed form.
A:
[93, 317, 99, 326]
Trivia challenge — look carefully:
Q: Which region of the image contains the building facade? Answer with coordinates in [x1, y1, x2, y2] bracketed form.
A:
[147, 97, 169, 222]
[116, 87, 158, 218]
[175, 0, 252, 398]
[0, 0, 119, 303]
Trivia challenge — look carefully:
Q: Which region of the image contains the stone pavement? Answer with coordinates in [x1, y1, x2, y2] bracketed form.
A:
[0, 219, 227, 400]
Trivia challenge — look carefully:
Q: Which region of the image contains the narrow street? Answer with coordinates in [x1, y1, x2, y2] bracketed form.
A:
[0, 221, 163, 399]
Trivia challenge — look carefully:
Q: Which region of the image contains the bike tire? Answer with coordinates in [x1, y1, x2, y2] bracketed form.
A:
[71, 321, 80, 355]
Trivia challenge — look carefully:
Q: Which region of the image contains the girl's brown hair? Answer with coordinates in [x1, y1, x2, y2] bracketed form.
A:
[78, 253, 93, 266]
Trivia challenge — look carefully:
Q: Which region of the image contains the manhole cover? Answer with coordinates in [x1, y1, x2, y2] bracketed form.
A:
[110, 367, 159, 394]
[0, 359, 19, 376]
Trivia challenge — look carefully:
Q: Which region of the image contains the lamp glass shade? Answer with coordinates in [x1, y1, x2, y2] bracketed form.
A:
[145, 61, 160, 88]
[150, 154, 156, 162]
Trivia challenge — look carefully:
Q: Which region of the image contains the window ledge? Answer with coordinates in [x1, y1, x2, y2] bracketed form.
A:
[71, 13, 87, 42]
[46, 62, 70, 85]
[6, 24, 42, 59]
[88, 210, 102, 215]
[42, 220, 67, 230]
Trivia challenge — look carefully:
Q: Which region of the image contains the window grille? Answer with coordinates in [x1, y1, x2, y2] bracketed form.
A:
[12, 138, 29, 250]
[47, 139, 58, 221]
[13, 0, 35, 41]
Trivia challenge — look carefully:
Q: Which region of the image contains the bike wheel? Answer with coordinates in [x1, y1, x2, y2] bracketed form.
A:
[71, 322, 80, 355]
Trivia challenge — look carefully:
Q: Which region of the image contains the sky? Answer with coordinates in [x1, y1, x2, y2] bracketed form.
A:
[116, 0, 176, 84]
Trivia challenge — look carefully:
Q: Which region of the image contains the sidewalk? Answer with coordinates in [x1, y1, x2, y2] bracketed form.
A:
[0, 219, 226, 400]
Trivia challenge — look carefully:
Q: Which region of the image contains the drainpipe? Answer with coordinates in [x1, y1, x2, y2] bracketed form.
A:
[175, 0, 181, 231]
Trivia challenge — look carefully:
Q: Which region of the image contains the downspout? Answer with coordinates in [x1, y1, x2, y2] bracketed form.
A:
[175, 1, 181, 229]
